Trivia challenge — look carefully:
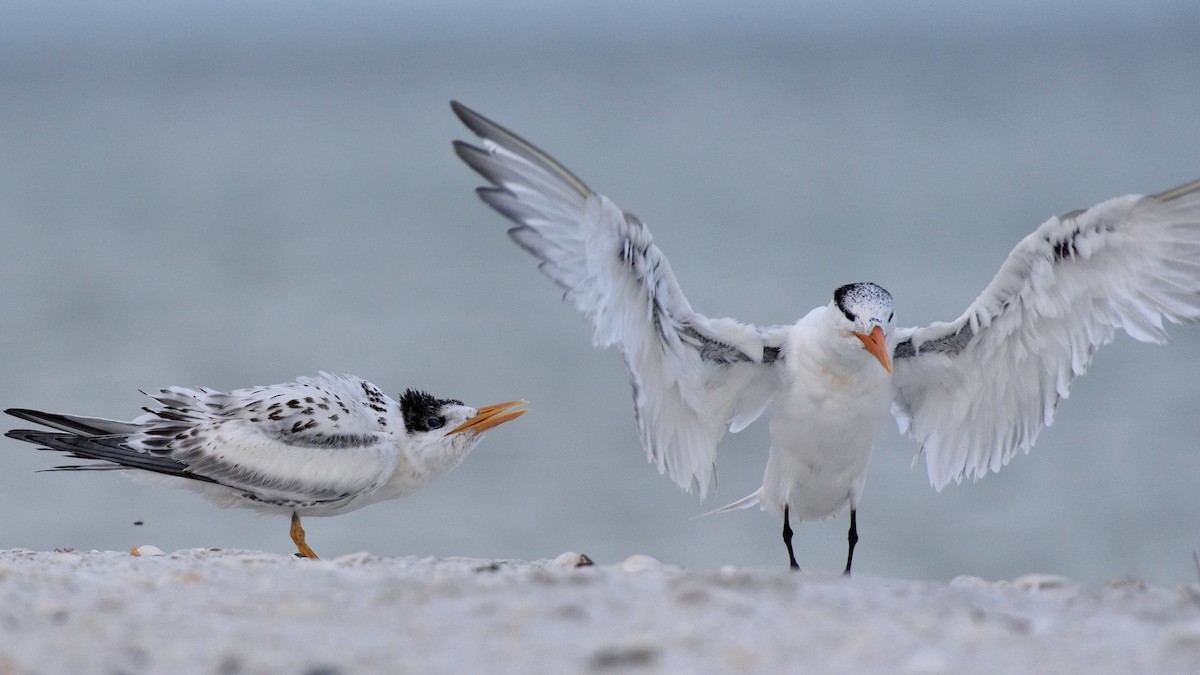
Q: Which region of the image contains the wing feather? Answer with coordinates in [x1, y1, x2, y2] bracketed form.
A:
[130, 374, 397, 504]
[4, 408, 140, 436]
[892, 180, 1200, 489]
[453, 101, 784, 497]
[4, 428, 216, 479]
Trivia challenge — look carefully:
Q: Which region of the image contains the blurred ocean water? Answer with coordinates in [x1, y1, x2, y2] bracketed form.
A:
[0, 3, 1197, 585]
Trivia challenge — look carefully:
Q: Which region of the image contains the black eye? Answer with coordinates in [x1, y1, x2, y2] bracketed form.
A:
[888, 312, 894, 322]
[426, 417, 445, 430]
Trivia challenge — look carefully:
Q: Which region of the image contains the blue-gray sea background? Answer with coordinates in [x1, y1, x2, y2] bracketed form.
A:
[1, 1, 1197, 586]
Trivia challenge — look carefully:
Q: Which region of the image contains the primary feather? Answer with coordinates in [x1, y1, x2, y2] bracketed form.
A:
[892, 181, 1200, 489]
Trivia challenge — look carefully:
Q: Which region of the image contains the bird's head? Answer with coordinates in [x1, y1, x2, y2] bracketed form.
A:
[398, 388, 528, 464]
[831, 282, 894, 374]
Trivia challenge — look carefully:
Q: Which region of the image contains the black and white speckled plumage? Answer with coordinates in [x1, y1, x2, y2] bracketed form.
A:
[834, 283, 894, 324]
[5, 372, 525, 517]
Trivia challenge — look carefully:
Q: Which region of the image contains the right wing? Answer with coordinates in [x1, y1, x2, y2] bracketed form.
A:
[452, 101, 785, 497]
[891, 180, 1200, 490]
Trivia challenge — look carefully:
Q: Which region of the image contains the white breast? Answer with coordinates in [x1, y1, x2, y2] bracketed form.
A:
[759, 314, 894, 521]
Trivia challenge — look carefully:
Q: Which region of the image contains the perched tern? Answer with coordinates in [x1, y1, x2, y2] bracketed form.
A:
[452, 100, 1200, 573]
[5, 372, 527, 558]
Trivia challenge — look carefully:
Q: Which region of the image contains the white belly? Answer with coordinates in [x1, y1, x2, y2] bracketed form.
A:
[760, 355, 893, 522]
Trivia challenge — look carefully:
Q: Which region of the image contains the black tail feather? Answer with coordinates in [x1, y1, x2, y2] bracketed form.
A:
[5, 408, 139, 436]
[5, 429, 215, 484]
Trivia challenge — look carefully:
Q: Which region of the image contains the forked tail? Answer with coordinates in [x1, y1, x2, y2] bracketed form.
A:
[694, 487, 763, 519]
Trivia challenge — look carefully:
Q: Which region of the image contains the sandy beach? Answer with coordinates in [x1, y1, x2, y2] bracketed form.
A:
[0, 548, 1197, 674]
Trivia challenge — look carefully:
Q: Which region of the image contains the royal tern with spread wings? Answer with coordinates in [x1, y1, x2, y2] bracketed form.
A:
[5, 372, 527, 558]
[452, 100, 1200, 573]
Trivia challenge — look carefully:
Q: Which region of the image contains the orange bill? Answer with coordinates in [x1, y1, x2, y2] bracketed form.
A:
[853, 326, 892, 373]
[449, 400, 529, 435]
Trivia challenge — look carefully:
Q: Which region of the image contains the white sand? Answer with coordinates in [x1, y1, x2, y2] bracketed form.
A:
[0, 548, 1197, 674]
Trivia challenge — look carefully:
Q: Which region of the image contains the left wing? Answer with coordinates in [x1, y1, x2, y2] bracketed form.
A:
[891, 180, 1200, 490]
[452, 101, 785, 498]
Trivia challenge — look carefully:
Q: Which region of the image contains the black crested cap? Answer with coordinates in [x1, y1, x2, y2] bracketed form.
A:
[833, 282, 893, 321]
[399, 389, 464, 434]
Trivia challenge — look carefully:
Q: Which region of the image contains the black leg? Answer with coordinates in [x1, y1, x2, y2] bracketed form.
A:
[843, 509, 858, 576]
[782, 504, 800, 570]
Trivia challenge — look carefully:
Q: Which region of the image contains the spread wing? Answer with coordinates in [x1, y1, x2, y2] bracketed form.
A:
[891, 180, 1200, 490]
[452, 101, 785, 497]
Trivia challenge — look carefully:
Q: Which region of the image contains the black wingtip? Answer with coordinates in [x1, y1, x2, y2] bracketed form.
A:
[453, 139, 496, 180]
[5, 428, 35, 443]
[6, 428, 65, 445]
[5, 408, 46, 426]
[450, 99, 593, 198]
[450, 100, 494, 141]
[1152, 179, 1200, 203]
[451, 138, 478, 157]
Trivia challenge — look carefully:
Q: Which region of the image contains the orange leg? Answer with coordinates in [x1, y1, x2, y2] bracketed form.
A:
[290, 511, 319, 560]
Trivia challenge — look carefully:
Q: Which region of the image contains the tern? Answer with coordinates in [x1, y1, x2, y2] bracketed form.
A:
[5, 372, 527, 559]
[452, 100, 1200, 573]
